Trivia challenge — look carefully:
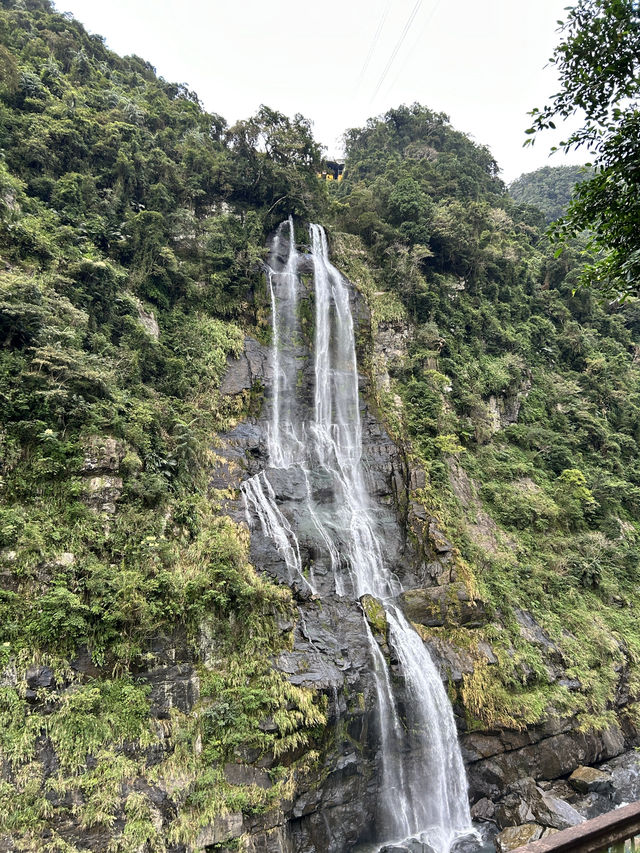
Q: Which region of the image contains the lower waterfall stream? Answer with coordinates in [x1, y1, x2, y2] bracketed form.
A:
[242, 219, 474, 853]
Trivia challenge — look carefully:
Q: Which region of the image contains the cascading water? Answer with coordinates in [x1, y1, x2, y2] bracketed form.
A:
[242, 217, 316, 594]
[242, 220, 474, 852]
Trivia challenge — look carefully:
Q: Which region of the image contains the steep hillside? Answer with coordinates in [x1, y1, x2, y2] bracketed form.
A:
[509, 164, 592, 222]
[0, 1, 329, 849]
[332, 104, 640, 738]
[2, 4, 640, 853]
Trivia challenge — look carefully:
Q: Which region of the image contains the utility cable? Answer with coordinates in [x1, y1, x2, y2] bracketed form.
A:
[370, 0, 422, 104]
[356, 0, 392, 90]
[384, 0, 444, 99]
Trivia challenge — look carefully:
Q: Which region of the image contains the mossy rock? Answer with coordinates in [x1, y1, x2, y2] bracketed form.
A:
[400, 582, 488, 628]
[360, 594, 387, 638]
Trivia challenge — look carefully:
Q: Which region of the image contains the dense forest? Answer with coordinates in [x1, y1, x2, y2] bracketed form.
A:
[1, 0, 640, 851]
[0, 1, 328, 847]
[508, 164, 592, 222]
[332, 103, 640, 731]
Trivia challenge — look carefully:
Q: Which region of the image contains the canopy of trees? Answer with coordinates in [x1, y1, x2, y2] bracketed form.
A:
[527, 0, 640, 296]
[509, 164, 592, 222]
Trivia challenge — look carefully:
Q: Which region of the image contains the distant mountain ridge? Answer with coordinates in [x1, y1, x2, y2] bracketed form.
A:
[509, 164, 592, 221]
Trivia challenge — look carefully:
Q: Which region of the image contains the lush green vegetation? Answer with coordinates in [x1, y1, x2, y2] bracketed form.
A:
[509, 164, 592, 222]
[2, 0, 640, 848]
[0, 0, 326, 848]
[527, 0, 640, 297]
[331, 103, 640, 732]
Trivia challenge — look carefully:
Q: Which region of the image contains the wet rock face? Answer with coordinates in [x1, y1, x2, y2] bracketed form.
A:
[210, 230, 640, 852]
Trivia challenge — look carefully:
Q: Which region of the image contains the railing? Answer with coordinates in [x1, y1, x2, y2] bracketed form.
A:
[512, 801, 640, 853]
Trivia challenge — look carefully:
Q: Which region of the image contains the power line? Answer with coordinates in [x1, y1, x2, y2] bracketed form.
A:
[370, 0, 422, 104]
[384, 0, 444, 99]
[356, 0, 392, 90]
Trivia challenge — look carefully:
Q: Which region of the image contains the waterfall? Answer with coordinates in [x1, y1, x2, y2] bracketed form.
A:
[242, 218, 315, 594]
[242, 220, 473, 852]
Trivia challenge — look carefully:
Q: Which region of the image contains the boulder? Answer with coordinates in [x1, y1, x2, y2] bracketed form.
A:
[496, 823, 543, 852]
[496, 794, 535, 829]
[569, 765, 613, 795]
[531, 792, 584, 829]
[400, 582, 488, 628]
[471, 797, 496, 822]
[495, 778, 584, 832]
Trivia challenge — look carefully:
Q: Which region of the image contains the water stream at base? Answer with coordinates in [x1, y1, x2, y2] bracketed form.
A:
[242, 220, 474, 852]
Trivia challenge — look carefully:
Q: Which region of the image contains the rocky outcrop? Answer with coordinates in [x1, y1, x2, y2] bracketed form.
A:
[400, 583, 488, 628]
[464, 720, 627, 801]
[206, 256, 640, 852]
[569, 765, 613, 795]
[80, 435, 125, 514]
[220, 336, 270, 395]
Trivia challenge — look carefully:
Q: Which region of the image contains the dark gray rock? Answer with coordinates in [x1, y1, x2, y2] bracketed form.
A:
[467, 725, 626, 802]
[25, 665, 56, 702]
[26, 665, 55, 690]
[471, 797, 496, 822]
[140, 663, 199, 718]
[426, 636, 477, 683]
[220, 337, 270, 395]
[604, 750, 640, 803]
[514, 610, 564, 668]
[196, 813, 243, 848]
[496, 794, 535, 829]
[531, 792, 583, 829]
[224, 763, 272, 789]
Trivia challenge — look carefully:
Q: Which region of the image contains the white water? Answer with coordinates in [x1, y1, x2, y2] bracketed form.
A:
[242, 221, 473, 852]
[242, 218, 315, 594]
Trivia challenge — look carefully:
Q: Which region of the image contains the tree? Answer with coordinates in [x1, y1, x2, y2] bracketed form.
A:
[526, 0, 640, 297]
[509, 165, 593, 222]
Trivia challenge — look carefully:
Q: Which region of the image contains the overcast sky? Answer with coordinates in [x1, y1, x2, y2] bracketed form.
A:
[57, 0, 586, 183]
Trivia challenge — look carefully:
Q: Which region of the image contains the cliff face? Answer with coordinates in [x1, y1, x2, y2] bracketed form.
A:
[196, 229, 640, 852]
[3, 6, 640, 851]
[3, 222, 640, 852]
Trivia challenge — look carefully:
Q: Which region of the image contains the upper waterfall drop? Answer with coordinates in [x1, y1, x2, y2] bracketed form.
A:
[243, 219, 475, 853]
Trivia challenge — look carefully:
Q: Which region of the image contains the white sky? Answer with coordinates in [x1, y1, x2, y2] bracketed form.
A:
[56, 0, 587, 183]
